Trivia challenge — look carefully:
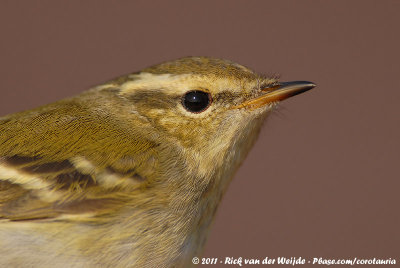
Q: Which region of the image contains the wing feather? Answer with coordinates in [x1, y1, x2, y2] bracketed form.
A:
[0, 96, 158, 221]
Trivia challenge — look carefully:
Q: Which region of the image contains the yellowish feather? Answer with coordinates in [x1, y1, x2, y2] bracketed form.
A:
[0, 56, 314, 267]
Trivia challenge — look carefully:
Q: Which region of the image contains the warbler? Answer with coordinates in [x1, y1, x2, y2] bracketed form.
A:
[0, 57, 314, 267]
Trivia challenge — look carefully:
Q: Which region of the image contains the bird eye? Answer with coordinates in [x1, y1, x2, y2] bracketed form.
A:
[182, 91, 212, 113]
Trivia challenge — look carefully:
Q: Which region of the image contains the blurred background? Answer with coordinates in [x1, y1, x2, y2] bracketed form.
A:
[0, 0, 399, 265]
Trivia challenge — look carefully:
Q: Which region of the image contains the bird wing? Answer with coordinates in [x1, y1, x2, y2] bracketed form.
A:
[0, 98, 159, 221]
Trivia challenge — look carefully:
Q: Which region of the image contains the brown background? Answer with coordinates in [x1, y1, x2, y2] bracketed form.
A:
[0, 0, 399, 266]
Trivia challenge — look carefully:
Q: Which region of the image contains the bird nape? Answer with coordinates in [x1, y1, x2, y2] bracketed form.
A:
[0, 56, 315, 267]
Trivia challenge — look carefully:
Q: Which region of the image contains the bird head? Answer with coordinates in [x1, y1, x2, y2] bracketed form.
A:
[96, 57, 314, 179]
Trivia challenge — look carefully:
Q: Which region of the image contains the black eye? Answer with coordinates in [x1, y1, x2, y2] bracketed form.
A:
[182, 91, 212, 113]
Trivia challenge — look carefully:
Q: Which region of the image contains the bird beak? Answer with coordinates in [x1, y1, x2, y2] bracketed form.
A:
[238, 81, 316, 109]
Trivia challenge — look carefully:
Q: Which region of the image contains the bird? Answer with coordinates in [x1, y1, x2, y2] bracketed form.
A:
[0, 56, 315, 267]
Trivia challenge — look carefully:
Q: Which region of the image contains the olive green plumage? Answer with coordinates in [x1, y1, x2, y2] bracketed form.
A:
[0, 56, 314, 267]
